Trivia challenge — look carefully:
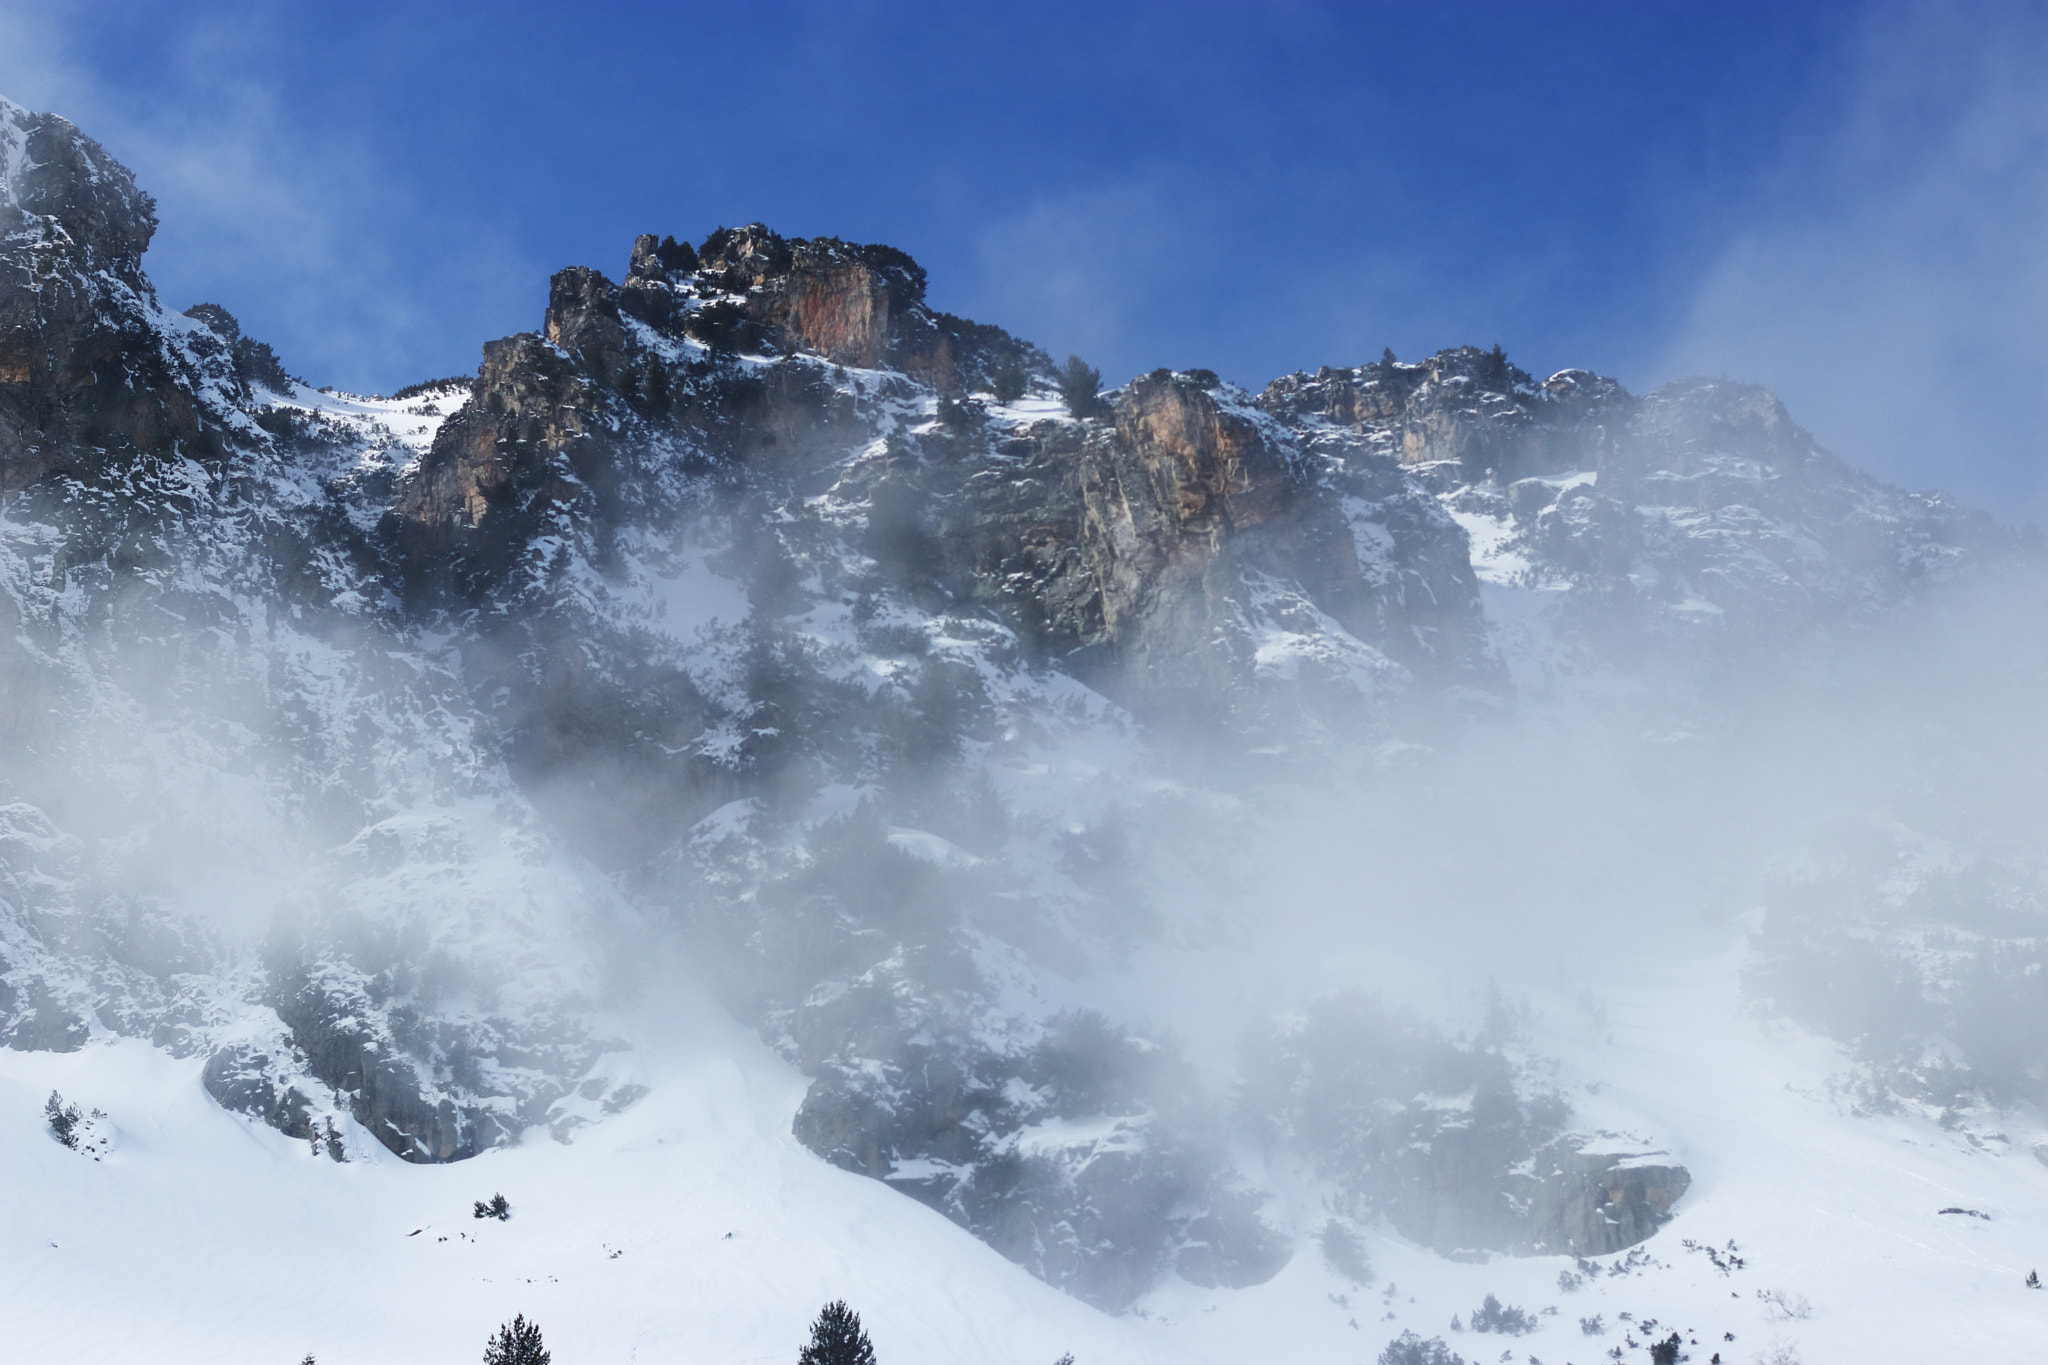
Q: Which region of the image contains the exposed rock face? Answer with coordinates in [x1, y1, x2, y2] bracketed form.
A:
[792, 1009, 1288, 1310]
[1259, 348, 1630, 482]
[0, 100, 155, 280]
[930, 369, 1402, 719]
[1529, 1149, 1691, 1257]
[382, 227, 1443, 765]
[0, 100, 233, 492]
[698, 224, 922, 370]
[1236, 990, 1689, 1266]
[3, 99, 2021, 1308]
[1386, 1137, 1691, 1259]
[0, 94, 628, 1173]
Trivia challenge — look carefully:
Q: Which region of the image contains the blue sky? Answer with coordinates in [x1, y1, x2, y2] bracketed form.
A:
[3, 2, 2045, 514]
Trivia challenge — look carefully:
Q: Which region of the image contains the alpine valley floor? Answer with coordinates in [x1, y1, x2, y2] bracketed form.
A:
[8, 945, 2047, 1365]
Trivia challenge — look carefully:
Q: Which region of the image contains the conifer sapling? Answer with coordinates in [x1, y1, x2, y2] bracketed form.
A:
[797, 1299, 876, 1365]
[483, 1313, 549, 1365]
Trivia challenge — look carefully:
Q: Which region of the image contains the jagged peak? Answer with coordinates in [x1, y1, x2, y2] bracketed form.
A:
[1266, 344, 1544, 404]
[182, 302, 296, 394]
[693, 222, 928, 307]
[1632, 375, 1830, 469]
[0, 94, 156, 276]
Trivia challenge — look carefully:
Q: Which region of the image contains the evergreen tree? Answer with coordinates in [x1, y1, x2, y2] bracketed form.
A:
[1377, 1331, 1465, 1365]
[45, 1090, 81, 1148]
[483, 1313, 549, 1365]
[1474, 343, 1510, 390]
[990, 352, 1028, 403]
[798, 1299, 876, 1365]
[643, 360, 671, 416]
[1057, 355, 1105, 418]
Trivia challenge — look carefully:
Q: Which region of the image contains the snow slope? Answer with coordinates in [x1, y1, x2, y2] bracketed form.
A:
[10, 947, 2047, 1364]
[2, 974, 1196, 1365]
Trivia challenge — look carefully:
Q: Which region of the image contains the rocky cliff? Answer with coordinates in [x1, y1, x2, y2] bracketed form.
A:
[0, 95, 2011, 1309]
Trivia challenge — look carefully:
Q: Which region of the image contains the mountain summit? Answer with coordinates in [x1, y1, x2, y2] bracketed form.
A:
[0, 94, 2031, 1344]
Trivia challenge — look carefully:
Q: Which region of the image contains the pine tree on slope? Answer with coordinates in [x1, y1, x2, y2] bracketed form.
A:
[798, 1300, 877, 1365]
[1057, 355, 1105, 418]
[483, 1313, 550, 1365]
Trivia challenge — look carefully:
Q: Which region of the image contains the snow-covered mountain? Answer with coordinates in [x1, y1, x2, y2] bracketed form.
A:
[6, 95, 2048, 1363]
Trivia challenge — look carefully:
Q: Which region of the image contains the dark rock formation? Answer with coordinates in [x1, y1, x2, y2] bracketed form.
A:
[183, 302, 294, 394]
[1239, 989, 1691, 1263]
[0, 101, 231, 492]
[3, 94, 2017, 1311]
[936, 368, 1395, 718]
[1528, 1148, 1691, 1257]
[1259, 347, 1628, 482]
[792, 1009, 1288, 1310]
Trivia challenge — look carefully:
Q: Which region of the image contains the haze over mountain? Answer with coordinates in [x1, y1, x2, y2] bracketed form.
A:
[6, 93, 2048, 1364]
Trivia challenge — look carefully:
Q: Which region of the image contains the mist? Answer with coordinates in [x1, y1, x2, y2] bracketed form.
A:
[8, 19, 2048, 1357]
[1657, 2, 2048, 518]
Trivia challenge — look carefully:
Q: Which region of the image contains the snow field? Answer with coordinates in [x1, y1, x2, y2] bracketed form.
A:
[1, 984, 1202, 1365]
[11, 945, 2048, 1362]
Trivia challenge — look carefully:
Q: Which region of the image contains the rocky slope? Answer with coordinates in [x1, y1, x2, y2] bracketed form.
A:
[0, 95, 2018, 1308]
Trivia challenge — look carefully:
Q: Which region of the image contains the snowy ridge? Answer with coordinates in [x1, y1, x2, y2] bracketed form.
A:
[4, 95, 2048, 1361]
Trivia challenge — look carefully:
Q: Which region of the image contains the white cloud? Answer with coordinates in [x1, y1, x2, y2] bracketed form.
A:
[1656, 4, 2048, 516]
[967, 176, 1212, 381]
[0, 10, 540, 393]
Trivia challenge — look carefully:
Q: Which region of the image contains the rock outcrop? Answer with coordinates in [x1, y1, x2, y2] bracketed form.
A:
[1386, 1137, 1691, 1259]
[0, 99, 232, 491]
[4, 96, 2018, 1310]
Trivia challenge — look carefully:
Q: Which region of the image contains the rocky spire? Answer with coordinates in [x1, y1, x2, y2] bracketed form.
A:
[0, 95, 157, 286]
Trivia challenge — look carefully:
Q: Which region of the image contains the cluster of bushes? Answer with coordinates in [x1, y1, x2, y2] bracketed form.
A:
[389, 375, 474, 402]
[686, 299, 770, 354]
[44, 1090, 93, 1148]
[1458, 1292, 1537, 1334]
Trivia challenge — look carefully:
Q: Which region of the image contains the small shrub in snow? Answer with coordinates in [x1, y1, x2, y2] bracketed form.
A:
[1467, 1293, 1536, 1335]
[473, 1193, 511, 1221]
[45, 1091, 82, 1148]
[2028, 1269, 2042, 1288]
[1756, 1288, 1812, 1321]
[1682, 1237, 1746, 1272]
[482, 1314, 549, 1365]
[798, 1299, 876, 1365]
[1650, 1332, 1682, 1365]
[1557, 1269, 1582, 1293]
[1579, 1314, 1605, 1335]
[1376, 1330, 1466, 1365]
[44, 1091, 108, 1156]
